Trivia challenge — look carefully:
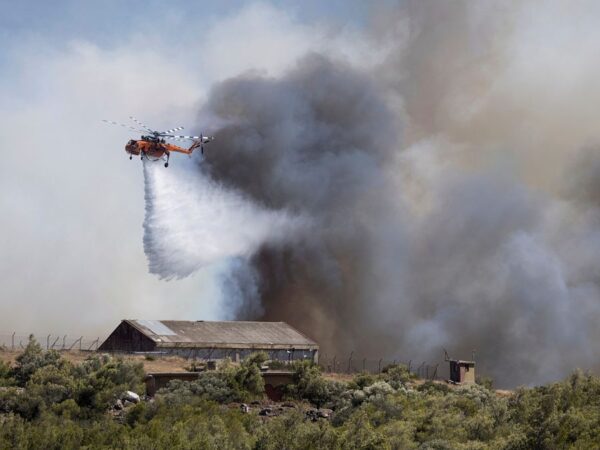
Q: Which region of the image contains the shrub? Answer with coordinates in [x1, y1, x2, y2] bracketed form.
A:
[286, 361, 345, 408]
[340, 409, 391, 450]
[476, 375, 494, 390]
[27, 364, 77, 405]
[417, 381, 450, 395]
[265, 359, 290, 370]
[255, 410, 339, 449]
[12, 336, 62, 386]
[235, 352, 268, 398]
[351, 373, 377, 390]
[74, 355, 145, 412]
[0, 360, 15, 387]
[159, 371, 241, 404]
[381, 364, 413, 388]
[0, 387, 43, 420]
[159, 353, 271, 404]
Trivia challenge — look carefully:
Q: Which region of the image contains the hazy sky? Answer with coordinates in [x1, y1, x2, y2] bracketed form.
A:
[0, 0, 372, 337]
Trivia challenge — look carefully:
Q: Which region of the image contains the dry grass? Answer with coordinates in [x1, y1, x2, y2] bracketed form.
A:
[322, 372, 354, 383]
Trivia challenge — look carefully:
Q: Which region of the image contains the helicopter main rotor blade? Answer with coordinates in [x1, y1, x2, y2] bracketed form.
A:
[161, 134, 201, 140]
[163, 126, 185, 134]
[102, 120, 145, 133]
[129, 116, 155, 133]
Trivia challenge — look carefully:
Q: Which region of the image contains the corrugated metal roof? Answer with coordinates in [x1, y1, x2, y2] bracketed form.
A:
[126, 320, 318, 349]
[136, 320, 177, 336]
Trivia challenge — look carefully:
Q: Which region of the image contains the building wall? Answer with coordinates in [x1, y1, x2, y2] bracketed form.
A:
[449, 361, 475, 384]
[460, 364, 475, 383]
[155, 347, 318, 363]
[98, 321, 156, 352]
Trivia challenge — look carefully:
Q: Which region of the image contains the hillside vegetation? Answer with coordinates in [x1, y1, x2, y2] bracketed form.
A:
[1, 337, 600, 449]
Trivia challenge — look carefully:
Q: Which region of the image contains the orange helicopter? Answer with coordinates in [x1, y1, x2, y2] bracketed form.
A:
[103, 116, 214, 167]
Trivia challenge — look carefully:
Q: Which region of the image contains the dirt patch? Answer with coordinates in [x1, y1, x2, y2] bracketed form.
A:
[322, 372, 354, 383]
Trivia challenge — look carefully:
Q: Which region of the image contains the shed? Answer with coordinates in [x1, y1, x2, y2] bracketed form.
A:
[98, 320, 319, 362]
[448, 359, 476, 384]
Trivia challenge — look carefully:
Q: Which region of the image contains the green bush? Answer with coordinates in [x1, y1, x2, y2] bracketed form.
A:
[74, 355, 144, 412]
[350, 372, 377, 390]
[235, 352, 268, 397]
[476, 375, 494, 390]
[285, 361, 345, 408]
[255, 410, 339, 449]
[381, 364, 413, 388]
[3, 343, 600, 449]
[12, 336, 62, 386]
[0, 360, 15, 387]
[159, 352, 269, 404]
[159, 371, 242, 404]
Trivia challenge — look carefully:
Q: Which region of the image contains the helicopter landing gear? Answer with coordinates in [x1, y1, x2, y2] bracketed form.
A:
[164, 153, 170, 168]
[129, 155, 132, 160]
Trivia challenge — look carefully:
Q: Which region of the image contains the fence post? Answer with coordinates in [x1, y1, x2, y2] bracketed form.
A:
[47, 334, 51, 350]
[11, 332, 15, 351]
[347, 351, 354, 373]
[79, 337, 83, 351]
[378, 358, 382, 373]
[62, 335, 67, 350]
[87, 338, 99, 351]
[68, 337, 82, 351]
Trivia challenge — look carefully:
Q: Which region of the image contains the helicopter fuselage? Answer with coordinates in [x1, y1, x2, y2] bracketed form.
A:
[125, 139, 194, 159]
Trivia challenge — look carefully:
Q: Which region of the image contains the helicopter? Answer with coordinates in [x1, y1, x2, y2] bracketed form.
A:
[103, 116, 214, 167]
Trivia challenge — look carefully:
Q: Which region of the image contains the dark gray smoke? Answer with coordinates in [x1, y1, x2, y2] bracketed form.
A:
[187, 1, 600, 387]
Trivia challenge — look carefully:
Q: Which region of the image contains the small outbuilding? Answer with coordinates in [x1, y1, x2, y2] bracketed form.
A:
[98, 319, 319, 363]
[448, 359, 476, 384]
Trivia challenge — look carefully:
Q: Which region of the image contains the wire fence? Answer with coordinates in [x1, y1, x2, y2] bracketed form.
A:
[0, 333, 450, 380]
[318, 353, 449, 381]
[0, 333, 102, 352]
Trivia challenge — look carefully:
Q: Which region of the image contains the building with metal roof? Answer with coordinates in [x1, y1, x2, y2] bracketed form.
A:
[98, 320, 319, 362]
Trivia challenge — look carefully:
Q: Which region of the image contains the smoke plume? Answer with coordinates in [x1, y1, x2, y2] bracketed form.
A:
[143, 1, 600, 386]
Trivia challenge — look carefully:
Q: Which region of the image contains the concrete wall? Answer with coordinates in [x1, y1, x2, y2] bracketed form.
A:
[153, 347, 318, 363]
